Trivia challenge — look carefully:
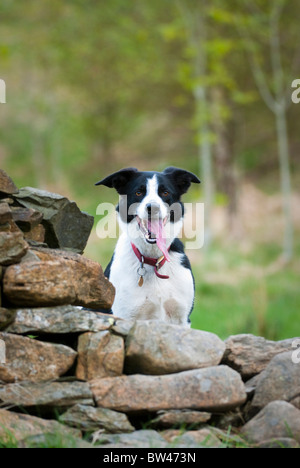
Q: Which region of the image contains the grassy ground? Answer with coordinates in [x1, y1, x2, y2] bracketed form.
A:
[0, 425, 251, 448]
[190, 241, 300, 340]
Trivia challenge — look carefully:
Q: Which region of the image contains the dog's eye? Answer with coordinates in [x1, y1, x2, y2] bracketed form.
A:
[162, 191, 169, 197]
[136, 191, 143, 197]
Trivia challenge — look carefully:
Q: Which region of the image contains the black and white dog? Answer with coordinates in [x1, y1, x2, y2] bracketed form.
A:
[96, 167, 200, 327]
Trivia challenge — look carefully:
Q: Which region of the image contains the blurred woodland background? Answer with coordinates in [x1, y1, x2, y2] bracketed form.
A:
[0, 0, 299, 339]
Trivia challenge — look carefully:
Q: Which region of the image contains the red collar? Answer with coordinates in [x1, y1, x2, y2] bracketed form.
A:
[131, 243, 170, 279]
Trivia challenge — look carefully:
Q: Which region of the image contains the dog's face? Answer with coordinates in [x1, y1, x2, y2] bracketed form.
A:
[96, 167, 200, 258]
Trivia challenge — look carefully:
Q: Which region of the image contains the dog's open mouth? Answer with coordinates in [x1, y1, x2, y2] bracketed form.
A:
[136, 216, 170, 261]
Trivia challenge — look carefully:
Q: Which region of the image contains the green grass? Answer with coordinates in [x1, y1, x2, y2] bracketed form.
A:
[0, 425, 19, 448]
[190, 241, 300, 340]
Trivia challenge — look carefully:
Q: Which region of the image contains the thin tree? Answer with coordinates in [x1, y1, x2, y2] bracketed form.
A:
[236, 0, 294, 261]
[176, 0, 214, 247]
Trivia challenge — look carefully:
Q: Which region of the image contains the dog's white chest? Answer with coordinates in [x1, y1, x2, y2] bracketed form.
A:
[109, 235, 194, 326]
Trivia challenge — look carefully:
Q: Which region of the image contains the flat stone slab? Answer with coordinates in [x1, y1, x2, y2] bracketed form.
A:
[3, 252, 115, 309]
[0, 381, 94, 407]
[6, 305, 115, 334]
[125, 321, 226, 374]
[0, 332, 77, 383]
[14, 187, 94, 254]
[223, 334, 296, 379]
[150, 409, 211, 429]
[60, 404, 134, 433]
[91, 365, 246, 413]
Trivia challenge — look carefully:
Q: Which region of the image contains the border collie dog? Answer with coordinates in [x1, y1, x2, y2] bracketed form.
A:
[96, 167, 200, 326]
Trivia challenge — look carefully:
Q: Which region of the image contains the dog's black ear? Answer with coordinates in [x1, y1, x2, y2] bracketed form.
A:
[163, 167, 200, 195]
[95, 168, 139, 194]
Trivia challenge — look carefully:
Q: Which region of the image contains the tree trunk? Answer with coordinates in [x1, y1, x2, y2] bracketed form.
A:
[270, 2, 294, 260]
[177, 0, 214, 247]
[238, 0, 294, 259]
[194, 84, 214, 247]
[275, 103, 293, 260]
[211, 88, 237, 228]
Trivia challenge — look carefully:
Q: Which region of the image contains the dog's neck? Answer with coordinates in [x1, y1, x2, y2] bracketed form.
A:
[129, 236, 172, 260]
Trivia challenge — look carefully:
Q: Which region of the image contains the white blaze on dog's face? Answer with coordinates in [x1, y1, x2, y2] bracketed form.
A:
[134, 174, 176, 260]
[95, 167, 200, 258]
[137, 175, 168, 221]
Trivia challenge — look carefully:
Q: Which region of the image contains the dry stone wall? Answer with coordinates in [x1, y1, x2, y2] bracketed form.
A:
[0, 170, 299, 448]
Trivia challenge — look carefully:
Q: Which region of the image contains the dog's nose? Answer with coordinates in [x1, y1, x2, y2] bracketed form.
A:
[146, 203, 160, 217]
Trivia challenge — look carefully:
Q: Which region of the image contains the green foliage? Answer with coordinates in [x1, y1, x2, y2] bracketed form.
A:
[0, 0, 299, 190]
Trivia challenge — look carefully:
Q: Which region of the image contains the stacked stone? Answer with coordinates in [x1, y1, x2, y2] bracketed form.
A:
[0, 169, 114, 311]
[0, 170, 299, 448]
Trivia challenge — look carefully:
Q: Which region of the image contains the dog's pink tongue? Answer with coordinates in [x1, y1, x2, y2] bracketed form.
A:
[148, 219, 170, 262]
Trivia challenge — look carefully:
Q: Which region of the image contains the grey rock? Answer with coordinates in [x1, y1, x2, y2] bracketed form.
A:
[11, 206, 43, 232]
[223, 334, 296, 379]
[0, 381, 93, 407]
[163, 428, 223, 448]
[3, 254, 115, 310]
[125, 321, 226, 375]
[0, 231, 28, 265]
[0, 308, 16, 331]
[0, 202, 13, 225]
[0, 332, 77, 383]
[18, 432, 92, 449]
[14, 187, 94, 253]
[60, 404, 134, 433]
[0, 197, 14, 205]
[19, 249, 41, 263]
[241, 401, 300, 444]
[290, 395, 300, 410]
[0, 170, 18, 195]
[0, 409, 81, 444]
[251, 351, 300, 409]
[150, 409, 211, 429]
[112, 318, 135, 337]
[91, 365, 247, 413]
[92, 429, 168, 448]
[76, 331, 124, 381]
[6, 305, 115, 334]
[244, 374, 260, 397]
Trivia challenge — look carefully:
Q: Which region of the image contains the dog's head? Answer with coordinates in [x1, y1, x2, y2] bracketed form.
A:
[96, 167, 200, 258]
